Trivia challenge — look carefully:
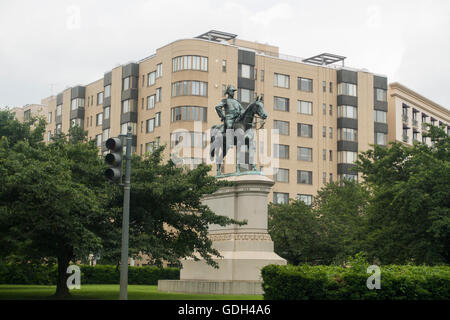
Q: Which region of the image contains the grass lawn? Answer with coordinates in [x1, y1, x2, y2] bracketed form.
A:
[0, 284, 263, 300]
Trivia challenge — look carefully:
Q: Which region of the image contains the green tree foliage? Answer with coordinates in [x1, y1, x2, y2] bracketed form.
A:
[268, 201, 324, 265]
[268, 181, 369, 265]
[0, 110, 242, 298]
[102, 147, 243, 268]
[356, 125, 450, 265]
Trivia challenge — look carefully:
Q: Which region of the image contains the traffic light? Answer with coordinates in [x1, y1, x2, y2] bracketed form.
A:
[104, 137, 123, 183]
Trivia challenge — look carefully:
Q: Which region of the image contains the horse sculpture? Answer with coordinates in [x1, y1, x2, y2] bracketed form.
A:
[210, 96, 267, 176]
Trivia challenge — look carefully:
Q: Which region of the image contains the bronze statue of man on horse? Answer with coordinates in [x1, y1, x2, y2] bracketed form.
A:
[210, 85, 267, 176]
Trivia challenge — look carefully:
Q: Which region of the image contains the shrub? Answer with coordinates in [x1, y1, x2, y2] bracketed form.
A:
[0, 263, 179, 285]
[261, 264, 450, 300]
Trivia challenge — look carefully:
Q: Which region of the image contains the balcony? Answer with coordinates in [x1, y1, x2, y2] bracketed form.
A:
[412, 119, 418, 128]
[422, 122, 429, 131]
[402, 114, 409, 123]
[402, 134, 409, 143]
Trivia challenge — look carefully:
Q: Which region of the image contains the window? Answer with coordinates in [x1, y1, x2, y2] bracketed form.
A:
[146, 139, 160, 153]
[298, 77, 313, 92]
[56, 124, 62, 134]
[273, 144, 289, 159]
[104, 85, 111, 98]
[375, 132, 387, 146]
[374, 110, 387, 123]
[322, 103, 326, 115]
[96, 113, 103, 126]
[148, 72, 156, 86]
[338, 105, 357, 119]
[260, 70, 264, 82]
[323, 172, 327, 184]
[338, 151, 358, 164]
[339, 174, 357, 182]
[240, 64, 251, 79]
[297, 147, 312, 161]
[96, 134, 102, 147]
[47, 131, 52, 142]
[322, 149, 326, 160]
[156, 88, 161, 102]
[298, 123, 313, 138]
[298, 100, 312, 115]
[104, 106, 110, 120]
[297, 170, 312, 184]
[156, 63, 162, 78]
[123, 76, 137, 90]
[274, 73, 289, 88]
[56, 104, 62, 116]
[274, 96, 289, 112]
[274, 168, 289, 183]
[273, 192, 289, 204]
[338, 128, 358, 142]
[329, 127, 333, 138]
[375, 88, 387, 102]
[322, 81, 326, 92]
[121, 122, 137, 135]
[329, 82, 333, 93]
[171, 81, 207, 97]
[322, 126, 326, 138]
[297, 194, 312, 206]
[71, 98, 84, 110]
[47, 112, 52, 124]
[146, 118, 155, 133]
[329, 150, 333, 161]
[147, 95, 155, 109]
[222, 60, 226, 72]
[97, 92, 104, 105]
[102, 128, 110, 141]
[273, 120, 289, 135]
[329, 104, 333, 116]
[155, 112, 161, 127]
[338, 83, 357, 96]
[170, 132, 206, 148]
[238, 88, 252, 103]
[329, 173, 333, 183]
[171, 106, 207, 122]
[121, 100, 137, 113]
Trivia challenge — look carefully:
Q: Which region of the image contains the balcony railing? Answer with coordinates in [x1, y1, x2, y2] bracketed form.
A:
[412, 119, 418, 127]
[422, 122, 429, 131]
[402, 134, 409, 143]
[402, 114, 409, 123]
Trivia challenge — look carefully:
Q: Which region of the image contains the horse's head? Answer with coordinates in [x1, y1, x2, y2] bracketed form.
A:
[254, 95, 267, 120]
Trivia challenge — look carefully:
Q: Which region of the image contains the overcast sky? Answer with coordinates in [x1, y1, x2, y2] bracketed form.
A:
[1, 0, 449, 110]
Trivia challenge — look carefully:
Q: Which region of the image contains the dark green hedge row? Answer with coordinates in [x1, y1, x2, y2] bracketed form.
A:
[0, 264, 179, 285]
[261, 264, 450, 300]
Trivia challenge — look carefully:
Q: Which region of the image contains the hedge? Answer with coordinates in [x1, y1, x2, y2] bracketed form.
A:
[261, 264, 450, 300]
[0, 264, 179, 285]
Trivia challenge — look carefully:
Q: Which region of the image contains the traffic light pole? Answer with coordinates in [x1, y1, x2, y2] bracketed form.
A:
[119, 127, 132, 300]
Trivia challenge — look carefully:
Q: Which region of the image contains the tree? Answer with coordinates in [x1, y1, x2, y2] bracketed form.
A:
[0, 110, 243, 297]
[312, 180, 370, 264]
[268, 200, 324, 264]
[356, 125, 450, 265]
[101, 146, 244, 268]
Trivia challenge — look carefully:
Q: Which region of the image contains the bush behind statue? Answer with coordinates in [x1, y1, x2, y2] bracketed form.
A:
[0, 264, 179, 285]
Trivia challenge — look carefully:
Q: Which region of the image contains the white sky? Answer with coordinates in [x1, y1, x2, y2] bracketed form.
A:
[1, 0, 449, 109]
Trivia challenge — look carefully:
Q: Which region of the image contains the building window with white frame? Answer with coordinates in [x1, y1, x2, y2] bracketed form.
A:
[375, 88, 387, 102]
[156, 88, 161, 102]
[298, 123, 313, 138]
[146, 118, 155, 133]
[297, 147, 312, 161]
[298, 100, 312, 115]
[274, 120, 289, 135]
[96, 134, 102, 147]
[274, 73, 289, 88]
[148, 71, 156, 86]
[374, 132, 387, 146]
[338, 105, 357, 119]
[298, 77, 313, 92]
[374, 110, 387, 123]
[338, 128, 358, 142]
[297, 194, 312, 206]
[104, 85, 111, 98]
[338, 151, 358, 164]
[274, 96, 289, 112]
[273, 192, 289, 204]
[274, 168, 289, 183]
[96, 113, 103, 126]
[338, 83, 357, 96]
[273, 144, 289, 159]
[147, 95, 155, 109]
[156, 63, 162, 78]
[297, 170, 313, 185]
[97, 92, 104, 105]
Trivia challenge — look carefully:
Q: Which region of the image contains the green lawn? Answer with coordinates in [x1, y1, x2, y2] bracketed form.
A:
[0, 285, 263, 300]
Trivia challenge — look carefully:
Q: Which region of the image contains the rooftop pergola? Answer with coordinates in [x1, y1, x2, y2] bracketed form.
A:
[302, 53, 347, 66]
[195, 30, 238, 42]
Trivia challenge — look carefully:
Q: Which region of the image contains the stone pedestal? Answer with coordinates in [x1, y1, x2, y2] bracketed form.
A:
[158, 174, 286, 295]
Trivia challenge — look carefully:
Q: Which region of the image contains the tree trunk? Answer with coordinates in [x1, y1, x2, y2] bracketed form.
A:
[54, 254, 72, 299]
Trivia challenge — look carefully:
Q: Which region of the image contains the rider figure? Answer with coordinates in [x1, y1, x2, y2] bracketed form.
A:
[215, 85, 244, 133]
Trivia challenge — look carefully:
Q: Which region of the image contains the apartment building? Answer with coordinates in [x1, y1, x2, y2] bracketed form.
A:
[18, 30, 396, 204]
[387, 82, 450, 145]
